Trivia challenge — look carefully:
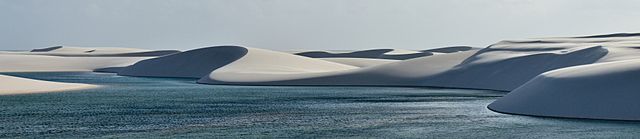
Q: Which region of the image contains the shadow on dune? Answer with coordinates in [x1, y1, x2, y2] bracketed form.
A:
[117, 46, 248, 78]
[296, 49, 433, 60]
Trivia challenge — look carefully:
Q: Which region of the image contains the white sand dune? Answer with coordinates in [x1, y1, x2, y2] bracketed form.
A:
[118, 46, 248, 78]
[0, 75, 98, 95]
[414, 44, 609, 91]
[198, 49, 477, 85]
[488, 59, 640, 120]
[0, 46, 155, 94]
[318, 58, 399, 67]
[481, 33, 640, 120]
[295, 48, 434, 60]
[198, 34, 640, 95]
[0, 53, 150, 72]
[119, 46, 357, 78]
[0, 46, 169, 72]
[201, 43, 611, 91]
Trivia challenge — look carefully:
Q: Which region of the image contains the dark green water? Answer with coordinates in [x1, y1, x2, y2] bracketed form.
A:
[1, 72, 640, 138]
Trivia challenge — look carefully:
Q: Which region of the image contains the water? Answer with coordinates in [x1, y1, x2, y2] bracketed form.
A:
[1, 72, 640, 138]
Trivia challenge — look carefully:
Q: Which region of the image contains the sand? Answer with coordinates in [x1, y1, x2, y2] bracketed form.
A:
[199, 49, 478, 85]
[0, 46, 164, 94]
[0, 75, 98, 95]
[119, 46, 357, 78]
[318, 58, 399, 67]
[484, 34, 640, 120]
[0, 46, 167, 72]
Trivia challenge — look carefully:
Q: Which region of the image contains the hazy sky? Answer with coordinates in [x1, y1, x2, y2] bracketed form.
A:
[2, 0, 640, 51]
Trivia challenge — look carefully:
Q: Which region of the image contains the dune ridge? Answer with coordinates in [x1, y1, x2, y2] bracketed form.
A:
[199, 49, 478, 86]
[119, 46, 357, 79]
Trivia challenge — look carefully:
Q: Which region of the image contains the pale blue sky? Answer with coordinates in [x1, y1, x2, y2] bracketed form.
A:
[2, 0, 640, 50]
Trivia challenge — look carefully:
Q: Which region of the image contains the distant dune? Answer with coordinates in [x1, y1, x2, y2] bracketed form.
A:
[117, 46, 249, 78]
[119, 46, 356, 78]
[0, 53, 149, 72]
[27, 46, 179, 57]
[0, 46, 176, 72]
[198, 49, 477, 86]
[422, 46, 477, 53]
[0, 46, 165, 94]
[30, 46, 149, 53]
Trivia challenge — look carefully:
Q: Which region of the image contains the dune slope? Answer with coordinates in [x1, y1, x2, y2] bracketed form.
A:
[318, 58, 399, 67]
[202, 43, 611, 91]
[0, 54, 149, 72]
[199, 49, 477, 85]
[488, 59, 640, 120]
[118, 46, 249, 78]
[120, 46, 357, 79]
[0, 75, 98, 95]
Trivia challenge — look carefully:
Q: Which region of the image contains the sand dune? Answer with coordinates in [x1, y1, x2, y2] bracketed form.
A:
[119, 46, 357, 78]
[201, 43, 611, 91]
[414, 44, 608, 91]
[0, 75, 98, 95]
[198, 49, 478, 85]
[0, 46, 173, 72]
[0, 46, 159, 94]
[0, 53, 150, 72]
[488, 59, 640, 120]
[478, 33, 640, 120]
[118, 46, 248, 78]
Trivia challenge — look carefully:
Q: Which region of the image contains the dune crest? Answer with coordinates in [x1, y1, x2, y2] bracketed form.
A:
[118, 46, 249, 78]
[483, 33, 640, 120]
[119, 46, 357, 79]
[422, 46, 477, 53]
[201, 43, 611, 91]
[198, 49, 478, 86]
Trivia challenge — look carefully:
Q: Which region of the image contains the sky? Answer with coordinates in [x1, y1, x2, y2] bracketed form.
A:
[2, 0, 640, 51]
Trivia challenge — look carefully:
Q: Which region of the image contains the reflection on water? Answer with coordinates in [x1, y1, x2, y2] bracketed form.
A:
[1, 72, 639, 138]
